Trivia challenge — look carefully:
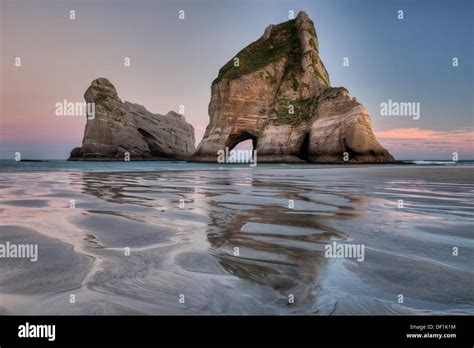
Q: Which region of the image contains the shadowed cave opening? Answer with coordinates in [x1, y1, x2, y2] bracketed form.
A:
[298, 132, 310, 161]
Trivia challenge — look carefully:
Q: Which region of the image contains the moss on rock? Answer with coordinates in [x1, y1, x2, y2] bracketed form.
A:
[214, 19, 302, 83]
[318, 86, 348, 101]
[273, 96, 318, 126]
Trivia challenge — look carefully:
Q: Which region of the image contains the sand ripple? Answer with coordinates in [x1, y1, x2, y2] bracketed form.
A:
[0, 166, 472, 314]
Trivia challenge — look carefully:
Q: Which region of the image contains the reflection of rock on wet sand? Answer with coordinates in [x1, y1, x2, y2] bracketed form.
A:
[75, 170, 360, 314]
[205, 179, 356, 311]
[1, 166, 472, 314]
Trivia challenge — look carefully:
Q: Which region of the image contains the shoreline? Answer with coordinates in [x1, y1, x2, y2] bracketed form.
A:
[2, 160, 473, 174]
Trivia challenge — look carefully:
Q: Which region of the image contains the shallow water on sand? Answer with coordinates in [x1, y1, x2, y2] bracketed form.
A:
[0, 166, 473, 315]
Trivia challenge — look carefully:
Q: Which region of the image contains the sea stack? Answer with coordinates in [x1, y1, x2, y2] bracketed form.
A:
[193, 11, 394, 163]
[69, 78, 195, 161]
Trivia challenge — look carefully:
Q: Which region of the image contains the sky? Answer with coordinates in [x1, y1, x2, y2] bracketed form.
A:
[1, 0, 473, 160]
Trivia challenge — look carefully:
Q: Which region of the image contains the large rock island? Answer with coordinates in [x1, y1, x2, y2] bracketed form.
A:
[193, 11, 394, 163]
[69, 78, 195, 161]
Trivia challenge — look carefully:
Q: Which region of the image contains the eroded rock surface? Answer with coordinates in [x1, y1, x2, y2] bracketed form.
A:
[69, 78, 195, 161]
[194, 11, 394, 163]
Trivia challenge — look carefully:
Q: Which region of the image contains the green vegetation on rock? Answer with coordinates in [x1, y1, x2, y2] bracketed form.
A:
[94, 93, 108, 104]
[214, 19, 302, 83]
[94, 92, 114, 112]
[318, 86, 348, 100]
[264, 71, 278, 85]
[290, 74, 299, 92]
[273, 96, 317, 126]
[272, 87, 348, 126]
[311, 57, 330, 86]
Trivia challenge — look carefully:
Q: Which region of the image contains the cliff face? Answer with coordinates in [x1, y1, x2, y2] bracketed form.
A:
[69, 78, 195, 161]
[194, 11, 394, 163]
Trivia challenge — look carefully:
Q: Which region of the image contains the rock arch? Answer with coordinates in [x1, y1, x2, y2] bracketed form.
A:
[226, 131, 258, 151]
[193, 12, 395, 164]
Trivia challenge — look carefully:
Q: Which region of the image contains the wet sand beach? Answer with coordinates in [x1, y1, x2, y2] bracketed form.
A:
[0, 165, 473, 315]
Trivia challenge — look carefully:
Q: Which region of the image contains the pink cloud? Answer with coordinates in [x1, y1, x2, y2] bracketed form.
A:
[375, 128, 474, 159]
[376, 128, 474, 141]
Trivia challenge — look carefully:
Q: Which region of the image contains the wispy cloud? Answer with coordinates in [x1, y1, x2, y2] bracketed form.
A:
[375, 128, 474, 159]
[376, 128, 473, 140]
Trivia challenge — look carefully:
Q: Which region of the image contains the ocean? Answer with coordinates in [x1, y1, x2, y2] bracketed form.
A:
[0, 159, 473, 172]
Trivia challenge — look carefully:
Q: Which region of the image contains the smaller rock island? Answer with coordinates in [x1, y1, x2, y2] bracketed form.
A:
[69, 78, 195, 161]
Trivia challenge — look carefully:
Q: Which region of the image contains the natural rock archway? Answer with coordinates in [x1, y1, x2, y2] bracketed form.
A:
[226, 132, 258, 151]
[193, 11, 394, 163]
